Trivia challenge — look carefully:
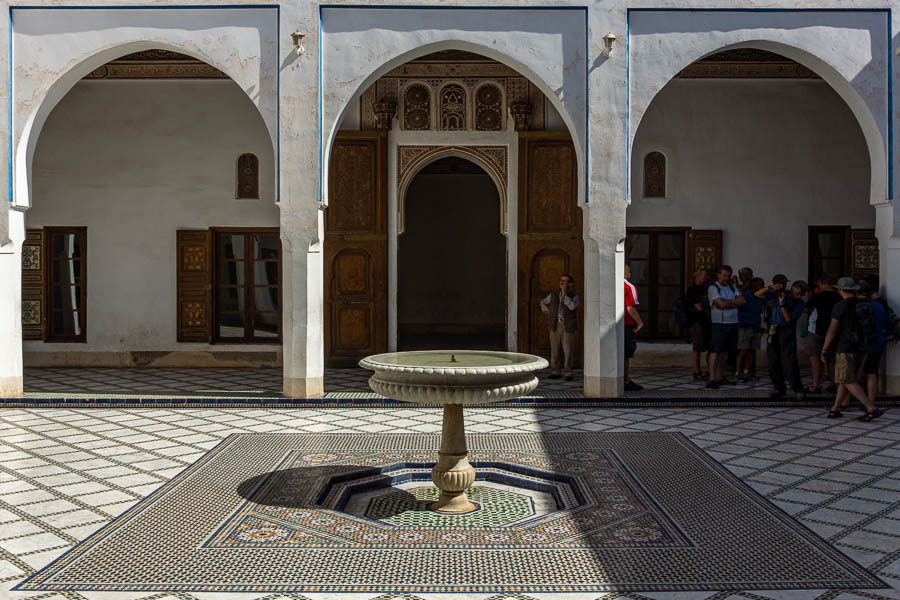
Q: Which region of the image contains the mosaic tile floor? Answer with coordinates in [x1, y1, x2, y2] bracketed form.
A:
[20, 366, 826, 400]
[0, 404, 898, 600]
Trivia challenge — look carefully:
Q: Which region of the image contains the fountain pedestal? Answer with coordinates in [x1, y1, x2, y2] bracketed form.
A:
[430, 404, 476, 513]
[359, 350, 548, 514]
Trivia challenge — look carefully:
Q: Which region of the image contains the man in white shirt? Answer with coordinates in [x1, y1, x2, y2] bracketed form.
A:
[706, 265, 745, 389]
[539, 274, 580, 380]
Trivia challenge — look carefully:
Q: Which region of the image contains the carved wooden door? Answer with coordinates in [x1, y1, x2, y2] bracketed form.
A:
[324, 132, 388, 367]
[517, 133, 583, 364]
[176, 230, 212, 343]
[22, 229, 47, 341]
[686, 229, 722, 280]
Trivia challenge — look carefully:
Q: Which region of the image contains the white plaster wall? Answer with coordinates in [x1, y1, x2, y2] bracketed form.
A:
[11, 7, 279, 209]
[24, 79, 278, 354]
[319, 7, 587, 207]
[628, 79, 872, 283]
[626, 10, 890, 206]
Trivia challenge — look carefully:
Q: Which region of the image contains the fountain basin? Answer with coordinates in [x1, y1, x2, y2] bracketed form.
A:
[359, 350, 548, 513]
[359, 350, 548, 404]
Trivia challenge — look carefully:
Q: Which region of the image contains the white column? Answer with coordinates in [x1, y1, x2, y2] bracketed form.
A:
[280, 210, 324, 398]
[875, 202, 900, 393]
[583, 207, 624, 397]
[0, 207, 24, 398]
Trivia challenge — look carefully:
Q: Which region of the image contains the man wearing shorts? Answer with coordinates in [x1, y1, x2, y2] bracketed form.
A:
[684, 268, 711, 380]
[736, 277, 765, 381]
[858, 282, 885, 408]
[822, 277, 882, 421]
[623, 264, 644, 391]
[706, 265, 745, 389]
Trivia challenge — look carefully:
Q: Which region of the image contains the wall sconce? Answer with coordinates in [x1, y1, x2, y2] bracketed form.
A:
[291, 30, 306, 57]
[602, 32, 617, 58]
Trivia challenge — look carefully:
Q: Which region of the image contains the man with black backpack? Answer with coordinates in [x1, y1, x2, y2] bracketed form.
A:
[821, 277, 882, 422]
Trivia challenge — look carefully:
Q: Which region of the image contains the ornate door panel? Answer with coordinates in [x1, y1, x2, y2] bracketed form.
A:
[686, 229, 722, 279]
[176, 230, 212, 343]
[517, 133, 583, 365]
[324, 132, 388, 367]
[21, 229, 46, 340]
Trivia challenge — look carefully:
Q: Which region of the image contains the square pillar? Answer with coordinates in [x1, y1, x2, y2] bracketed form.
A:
[875, 203, 900, 393]
[583, 219, 625, 397]
[0, 208, 24, 398]
[280, 212, 325, 399]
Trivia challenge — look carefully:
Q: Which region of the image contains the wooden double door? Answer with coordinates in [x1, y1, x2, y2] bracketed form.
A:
[324, 131, 583, 367]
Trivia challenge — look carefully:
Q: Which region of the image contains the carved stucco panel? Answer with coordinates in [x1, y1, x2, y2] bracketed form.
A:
[397, 145, 508, 234]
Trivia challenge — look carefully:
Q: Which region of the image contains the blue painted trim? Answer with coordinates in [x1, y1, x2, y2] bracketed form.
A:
[7, 7, 12, 203]
[625, 7, 894, 201]
[276, 4, 280, 204]
[888, 9, 893, 200]
[627, 7, 890, 13]
[7, 4, 280, 205]
[583, 7, 589, 204]
[11, 4, 279, 9]
[319, 4, 587, 10]
[624, 8, 629, 204]
[318, 4, 323, 206]
[317, 4, 590, 207]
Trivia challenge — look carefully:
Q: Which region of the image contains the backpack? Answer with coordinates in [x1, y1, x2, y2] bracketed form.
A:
[846, 299, 876, 352]
[673, 297, 689, 327]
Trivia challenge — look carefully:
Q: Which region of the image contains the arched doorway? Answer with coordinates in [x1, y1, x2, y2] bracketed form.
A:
[625, 47, 875, 387]
[20, 49, 279, 366]
[398, 156, 506, 350]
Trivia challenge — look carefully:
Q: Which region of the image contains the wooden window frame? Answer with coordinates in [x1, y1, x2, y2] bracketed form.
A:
[808, 225, 850, 284]
[625, 226, 689, 340]
[211, 227, 282, 344]
[45, 226, 88, 343]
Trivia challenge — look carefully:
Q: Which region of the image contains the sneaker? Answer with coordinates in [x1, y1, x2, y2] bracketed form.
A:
[705, 381, 720, 390]
[624, 380, 643, 391]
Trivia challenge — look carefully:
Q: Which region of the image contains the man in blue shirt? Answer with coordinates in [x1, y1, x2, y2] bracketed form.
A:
[755, 276, 808, 398]
[736, 277, 766, 381]
[858, 283, 886, 408]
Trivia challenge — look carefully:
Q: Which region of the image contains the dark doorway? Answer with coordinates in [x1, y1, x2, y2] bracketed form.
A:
[399, 156, 506, 350]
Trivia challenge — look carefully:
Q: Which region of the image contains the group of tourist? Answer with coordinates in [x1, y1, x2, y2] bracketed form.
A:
[679, 265, 887, 421]
[537, 265, 888, 422]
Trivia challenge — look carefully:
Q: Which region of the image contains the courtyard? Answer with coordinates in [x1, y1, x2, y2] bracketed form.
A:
[1, 398, 898, 599]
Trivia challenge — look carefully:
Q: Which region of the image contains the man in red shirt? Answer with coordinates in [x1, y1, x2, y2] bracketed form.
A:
[624, 264, 645, 391]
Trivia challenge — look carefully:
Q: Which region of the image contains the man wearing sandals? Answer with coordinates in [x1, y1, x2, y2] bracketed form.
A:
[821, 277, 883, 422]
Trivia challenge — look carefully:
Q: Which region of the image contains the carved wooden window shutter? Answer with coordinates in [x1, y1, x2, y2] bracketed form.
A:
[236, 153, 259, 199]
[21, 229, 47, 341]
[643, 151, 666, 198]
[687, 229, 722, 277]
[176, 230, 212, 342]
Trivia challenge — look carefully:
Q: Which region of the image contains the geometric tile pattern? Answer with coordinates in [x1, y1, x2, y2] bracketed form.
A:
[0, 405, 896, 600]
[13, 432, 886, 593]
[202, 445, 687, 548]
[22, 366, 825, 400]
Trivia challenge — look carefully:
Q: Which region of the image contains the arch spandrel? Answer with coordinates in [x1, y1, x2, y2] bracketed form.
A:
[320, 8, 587, 208]
[627, 11, 890, 205]
[397, 146, 508, 235]
[11, 8, 278, 208]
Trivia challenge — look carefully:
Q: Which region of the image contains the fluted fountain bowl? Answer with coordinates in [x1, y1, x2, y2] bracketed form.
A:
[359, 350, 548, 405]
[359, 350, 549, 513]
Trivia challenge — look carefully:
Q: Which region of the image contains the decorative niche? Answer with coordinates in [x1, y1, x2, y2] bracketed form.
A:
[236, 153, 259, 199]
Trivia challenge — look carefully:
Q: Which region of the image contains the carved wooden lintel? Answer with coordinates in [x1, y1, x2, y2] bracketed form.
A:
[510, 102, 531, 131]
[373, 101, 397, 130]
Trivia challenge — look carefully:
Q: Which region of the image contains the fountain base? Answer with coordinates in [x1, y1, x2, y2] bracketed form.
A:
[430, 451, 477, 513]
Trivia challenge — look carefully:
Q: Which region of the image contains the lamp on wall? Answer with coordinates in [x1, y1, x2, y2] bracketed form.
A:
[291, 30, 307, 57]
[602, 32, 617, 58]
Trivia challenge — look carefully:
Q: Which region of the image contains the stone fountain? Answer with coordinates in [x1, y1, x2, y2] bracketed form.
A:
[359, 350, 548, 513]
